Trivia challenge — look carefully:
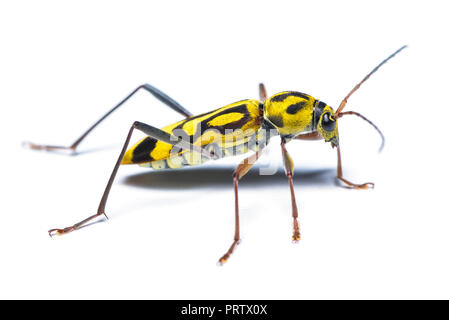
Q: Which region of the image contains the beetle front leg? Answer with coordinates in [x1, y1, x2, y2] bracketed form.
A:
[280, 138, 300, 242]
[336, 144, 374, 189]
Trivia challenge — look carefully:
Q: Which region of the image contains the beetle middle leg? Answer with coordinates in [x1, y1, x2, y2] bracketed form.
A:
[48, 121, 216, 236]
[218, 148, 264, 264]
[280, 138, 301, 242]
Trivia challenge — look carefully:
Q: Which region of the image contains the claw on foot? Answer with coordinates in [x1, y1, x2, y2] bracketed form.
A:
[217, 240, 240, 265]
[48, 212, 108, 238]
[22, 141, 42, 150]
[292, 218, 301, 243]
[292, 232, 301, 243]
[218, 256, 228, 266]
[338, 177, 375, 190]
[48, 226, 75, 237]
[23, 141, 75, 154]
[350, 182, 374, 190]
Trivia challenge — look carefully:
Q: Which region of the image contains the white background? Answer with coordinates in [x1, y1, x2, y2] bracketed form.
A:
[1, 0, 448, 299]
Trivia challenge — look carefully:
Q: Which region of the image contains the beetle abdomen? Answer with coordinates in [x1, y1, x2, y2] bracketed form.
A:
[122, 99, 265, 169]
[137, 127, 271, 170]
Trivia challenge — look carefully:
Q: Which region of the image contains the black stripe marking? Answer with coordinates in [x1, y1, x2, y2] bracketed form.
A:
[286, 101, 306, 115]
[132, 137, 157, 163]
[268, 115, 284, 128]
[203, 105, 252, 134]
[197, 104, 252, 140]
[270, 91, 309, 103]
[317, 101, 327, 111]
[313, 101, 327, 129]
[169, 108, 224, 145]
[133, 102, 256, 163]
[262, 119, 276, 131]
[168, 103, 254, 147]
[312, 100, 318, 130]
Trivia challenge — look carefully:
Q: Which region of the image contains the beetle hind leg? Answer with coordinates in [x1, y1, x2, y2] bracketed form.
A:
[25, 83, 193, 155]
[48, 120, 216, 238]
[48, 212, 108, 237]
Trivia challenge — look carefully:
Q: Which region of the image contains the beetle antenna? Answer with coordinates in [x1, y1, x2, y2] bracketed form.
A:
[335, 45, 407, 116]
[336, 111, 385, 153]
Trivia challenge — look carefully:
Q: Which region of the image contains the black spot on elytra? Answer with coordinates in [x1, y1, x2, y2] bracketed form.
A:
[286, 101, 306, 115]
[132, 137, 157, 163]
[268, 115, 284, 128]
[270, 91, 309, 103]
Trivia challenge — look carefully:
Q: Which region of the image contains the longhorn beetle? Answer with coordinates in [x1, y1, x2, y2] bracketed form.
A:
[26, 46, 407, 264]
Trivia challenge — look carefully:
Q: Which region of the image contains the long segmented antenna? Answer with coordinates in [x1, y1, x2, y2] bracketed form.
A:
[335, 45, 407, 116]
[337, 111, 385, 152]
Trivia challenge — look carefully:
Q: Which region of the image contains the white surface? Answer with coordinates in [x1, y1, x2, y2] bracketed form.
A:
[1, 0, 448, 299]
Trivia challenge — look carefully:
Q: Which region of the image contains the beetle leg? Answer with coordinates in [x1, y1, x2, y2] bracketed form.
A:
[294, 131, 323, 141]
[259, 83, 267, 102]
[280, 138, 301, 242]
[25, 83, 193, 154]
[336, 145, 374, 189]
[218, 148, 264, 265]
[296, 133, 373, 189]
[48, 121, 216, 237]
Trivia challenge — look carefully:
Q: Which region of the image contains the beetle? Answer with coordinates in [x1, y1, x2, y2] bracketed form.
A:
[26, 46, 406, 264]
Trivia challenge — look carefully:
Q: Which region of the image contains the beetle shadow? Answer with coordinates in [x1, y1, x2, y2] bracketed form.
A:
[122, 165, 336, 190]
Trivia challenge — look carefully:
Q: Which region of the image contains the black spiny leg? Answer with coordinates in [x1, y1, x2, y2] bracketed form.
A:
[25, 83, 193, 154]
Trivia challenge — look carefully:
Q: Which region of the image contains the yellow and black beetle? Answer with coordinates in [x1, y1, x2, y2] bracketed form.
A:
[26, 46, 406, 264]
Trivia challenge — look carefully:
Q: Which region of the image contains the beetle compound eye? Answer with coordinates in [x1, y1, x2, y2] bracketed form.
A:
[322, 113, 335, 131]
